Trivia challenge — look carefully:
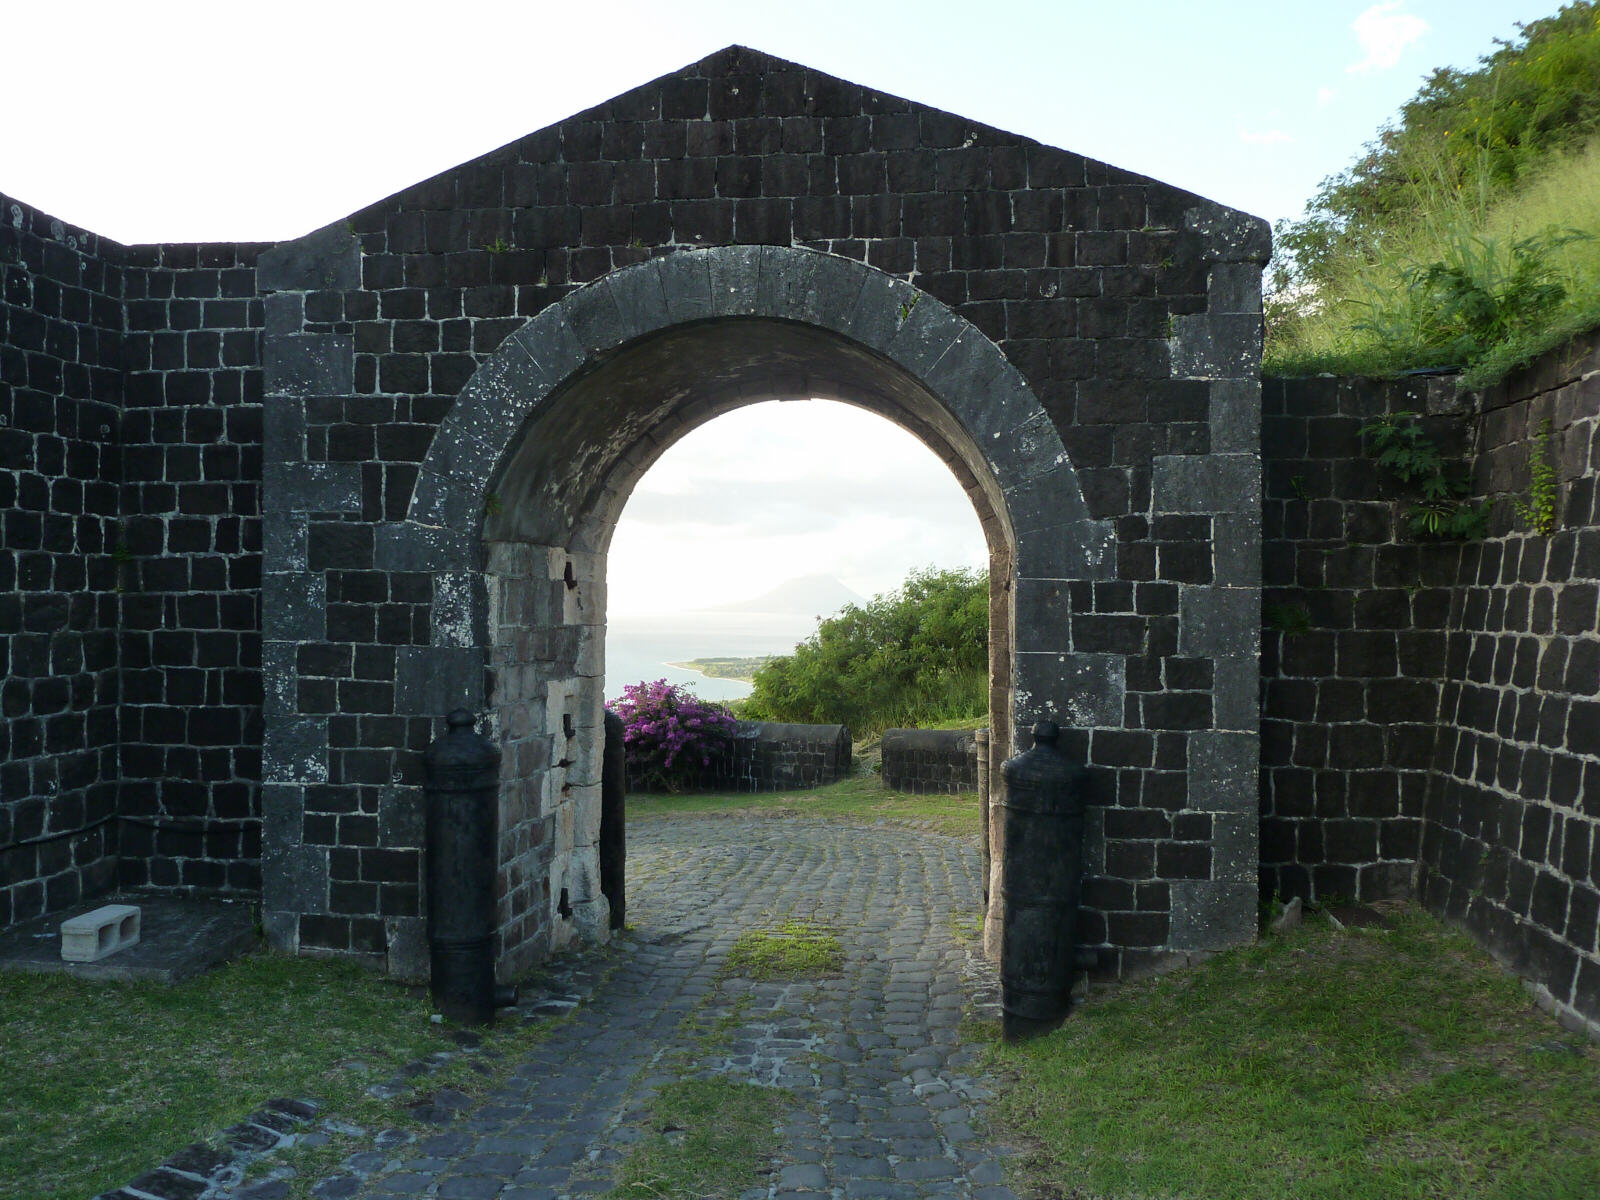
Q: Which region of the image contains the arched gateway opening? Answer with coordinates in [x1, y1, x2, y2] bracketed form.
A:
[408, 246, 1108, 979]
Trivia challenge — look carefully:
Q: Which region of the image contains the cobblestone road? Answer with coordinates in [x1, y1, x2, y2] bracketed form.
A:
[249, 815, 1015, 1200]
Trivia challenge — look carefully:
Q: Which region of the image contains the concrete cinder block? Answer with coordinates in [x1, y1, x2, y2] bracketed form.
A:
[61, 904, 141, 962]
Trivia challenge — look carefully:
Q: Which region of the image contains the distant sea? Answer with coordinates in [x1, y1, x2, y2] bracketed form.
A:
[603, 613, 813, 704]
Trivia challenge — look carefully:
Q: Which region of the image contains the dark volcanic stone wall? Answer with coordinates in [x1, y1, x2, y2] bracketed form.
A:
[0, 194, 124, 928]
[1259, 372, 1462, 905]
[1419, 341, 1600, 1031]
[115, 243, 267, 898]
[627, 722, 852, 794]
[881, 728, 979, 794]
[254, 45, 1266, 975]
[1263, 331, 1600, 1031]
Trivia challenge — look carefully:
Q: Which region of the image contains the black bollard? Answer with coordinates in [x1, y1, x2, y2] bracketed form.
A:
[600, 709, 627, 930]
[423, 709, 500, 1026]
[999, 719, 1087, 1040]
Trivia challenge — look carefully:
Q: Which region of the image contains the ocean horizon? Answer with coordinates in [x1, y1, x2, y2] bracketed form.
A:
[603, 611, 814, 704]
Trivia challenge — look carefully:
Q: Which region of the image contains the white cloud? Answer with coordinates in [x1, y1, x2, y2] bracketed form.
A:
[1347, 3, 1428, 74]
[1239, 127, 1294, 146]
[608, 401, 988, 616]
[1317, 87, 1338, 107]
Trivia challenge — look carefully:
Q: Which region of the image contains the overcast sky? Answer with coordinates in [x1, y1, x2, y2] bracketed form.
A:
[0, 0, 1554, 613]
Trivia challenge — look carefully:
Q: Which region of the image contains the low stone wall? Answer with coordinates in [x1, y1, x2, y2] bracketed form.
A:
[881, 729, 981, 794]
[629, 722, 851, 794]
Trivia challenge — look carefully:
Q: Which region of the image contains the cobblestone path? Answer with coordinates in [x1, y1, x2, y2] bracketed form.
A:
[276, 814, 1014, 1200]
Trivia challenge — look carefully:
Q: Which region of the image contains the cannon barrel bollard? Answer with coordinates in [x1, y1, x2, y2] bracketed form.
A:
[999, 719, 1087, 1040]
[424, 709, 500, 1026]
[600, 709, 627, 930]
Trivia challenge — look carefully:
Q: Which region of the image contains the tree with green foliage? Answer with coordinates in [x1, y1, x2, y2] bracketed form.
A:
[741, 567, 987, 735]
[1275, 2, 1600, 293]
[1268, 3, 1600, 384]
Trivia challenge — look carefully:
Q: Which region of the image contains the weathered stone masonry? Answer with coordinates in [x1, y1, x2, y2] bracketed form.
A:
[1262, 335, 1600, 1032]
[6, 46, 1272, 990]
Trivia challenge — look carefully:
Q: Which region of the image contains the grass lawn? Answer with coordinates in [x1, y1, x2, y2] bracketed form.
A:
[0, 952, 553, 1200]
[982, 907, 1600, 1200]
[628, 772, 982, 839]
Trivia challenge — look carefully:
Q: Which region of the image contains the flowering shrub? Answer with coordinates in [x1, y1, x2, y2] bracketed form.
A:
[608, 679, 737, 792]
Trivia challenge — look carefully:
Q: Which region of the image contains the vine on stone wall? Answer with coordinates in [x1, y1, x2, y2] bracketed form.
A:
[1513, 418, 1560, 536]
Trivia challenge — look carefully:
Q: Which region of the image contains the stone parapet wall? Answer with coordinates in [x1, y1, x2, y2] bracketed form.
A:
[0, 192, 125, 929]
[629, 721, 851, 794]
[115, 239, 267, 902]
[881, 728, 979, 794]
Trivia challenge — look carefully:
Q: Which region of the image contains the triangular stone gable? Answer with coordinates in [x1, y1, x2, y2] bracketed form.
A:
[353, 43, 1254, 236]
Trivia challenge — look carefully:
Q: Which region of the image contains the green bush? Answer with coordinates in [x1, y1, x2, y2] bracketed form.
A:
[1268, 3, 1600, 383]
[741, 567, 987, 736]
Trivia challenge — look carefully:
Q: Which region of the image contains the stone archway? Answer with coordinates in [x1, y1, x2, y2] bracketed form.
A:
[398, 245, 1111, 977]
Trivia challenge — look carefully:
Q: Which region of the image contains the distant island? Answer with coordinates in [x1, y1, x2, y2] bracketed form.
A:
[669, 656, 775, 682]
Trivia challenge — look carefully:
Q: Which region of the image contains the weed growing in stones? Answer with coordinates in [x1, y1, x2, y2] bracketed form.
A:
[1514, 418, 1560, 535]
[725, 922, 844, 980]
[607, 1078, 787, 1200]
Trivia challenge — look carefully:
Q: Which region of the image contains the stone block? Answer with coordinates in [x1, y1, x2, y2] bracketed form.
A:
[981, 410, 1073, 489]
[1212, 812, 1259, 882]
[1207, 263, 1263, 315]
[263, 333, 354, 397]
[264, 292, 304, 335]
[1170, 313, 1261, 381]
[1152, 453, 1261, 514]
[385, 916, 429, 983]
[263, 716, 328, 784]
[882, 290, 964, 380]
[378, 787, 424, 847]
[706, 244, 764, 316]
[261, 784, 305, 855]
[60, 904, 140, 962]
[1170, 880, 1257, 951]
[1213, 513, 1260, 586]
[1180, 587, 1260, 658]
[1014, 651, 1125, 729]
[262, 573, 325, 642]
[846, 267, 914, 353]
[512, 306, 589, 389]
[1188, 732, 1258, 812]
[375, 522, 476, 572]
[1208, 378, 1261, 453]
[256, 221, 362, 292]
[655, 250, 715, 324]
[396, 646, 485, 716]
[262, 396, 306, 460]
[1212, 657, 1259, 732]
[262, 844, 328, 915]
[1013, 517, 1116, 581]
[408, 470, 482, 530]
[432, 572, 482, 647]
[261, 642, 298, 718]
[263, 462, 362, 514]
[606, 258, 671, 335]
[1184, 201, 1272, 264]
[262, 512, 307, 574]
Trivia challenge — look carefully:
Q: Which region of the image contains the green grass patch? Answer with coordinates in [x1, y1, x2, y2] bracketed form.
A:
[725, 922, 844, 980]
[608, 1077, 787, 1200]
[628, 772, 981, 839]
[0, 951, 553, 1200]
[986, 909, 1600, 1200]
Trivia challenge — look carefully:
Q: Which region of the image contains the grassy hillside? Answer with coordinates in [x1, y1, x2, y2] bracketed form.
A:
[1267, 3, 1600, 384]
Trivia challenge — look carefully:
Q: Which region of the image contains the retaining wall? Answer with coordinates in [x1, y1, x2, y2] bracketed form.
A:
[1263, 331, 1600, 1031]
[628, 721, 851, 794]
[880, 728, 980, 794]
